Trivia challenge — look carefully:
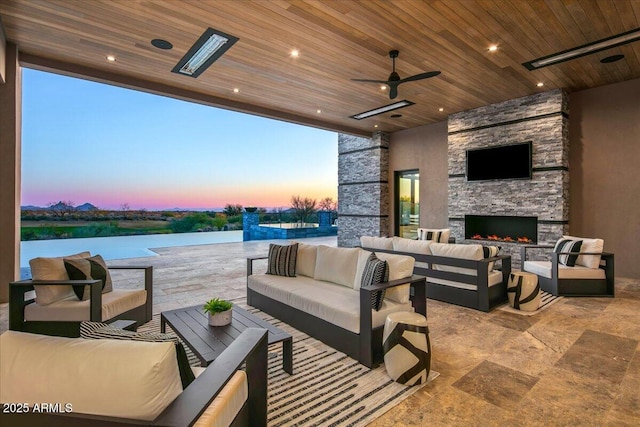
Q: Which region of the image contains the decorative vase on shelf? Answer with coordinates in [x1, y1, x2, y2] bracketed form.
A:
[208, 309, 232, 326]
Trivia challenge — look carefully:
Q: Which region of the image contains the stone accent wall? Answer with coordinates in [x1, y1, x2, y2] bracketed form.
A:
[448, 90, 569, 267]
[337, 132, 389, 247]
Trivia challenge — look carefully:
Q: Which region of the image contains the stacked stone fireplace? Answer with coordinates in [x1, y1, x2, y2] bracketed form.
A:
[448, 89, 570, 268]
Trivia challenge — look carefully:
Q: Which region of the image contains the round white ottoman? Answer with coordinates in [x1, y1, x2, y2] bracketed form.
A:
[382, 312, 431, 386]
[508, 271, 540, 311]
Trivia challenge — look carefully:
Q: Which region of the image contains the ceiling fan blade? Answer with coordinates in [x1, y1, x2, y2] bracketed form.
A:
[399, 71, 441, 83]
[351, 78, 389, 84]
[389, 84, 399, 99]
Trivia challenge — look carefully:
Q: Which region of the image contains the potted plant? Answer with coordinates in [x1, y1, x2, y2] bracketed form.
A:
[203, 298, 233, 326]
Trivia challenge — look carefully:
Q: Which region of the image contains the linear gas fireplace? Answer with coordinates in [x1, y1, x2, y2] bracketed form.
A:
[465, 215, 538, 244]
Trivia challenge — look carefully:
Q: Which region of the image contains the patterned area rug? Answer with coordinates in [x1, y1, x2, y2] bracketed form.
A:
[142, 299, 438, 427]
[498, 290, 563, 316]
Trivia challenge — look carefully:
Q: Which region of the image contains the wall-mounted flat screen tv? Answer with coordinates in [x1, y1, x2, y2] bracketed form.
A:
[466, 141, 532, 181]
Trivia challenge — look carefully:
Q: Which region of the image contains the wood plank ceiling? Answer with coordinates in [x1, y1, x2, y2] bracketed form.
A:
[1, 0, 639, 136]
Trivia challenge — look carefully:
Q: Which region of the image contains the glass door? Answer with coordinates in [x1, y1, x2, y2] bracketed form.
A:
[395, 170, 419, 238]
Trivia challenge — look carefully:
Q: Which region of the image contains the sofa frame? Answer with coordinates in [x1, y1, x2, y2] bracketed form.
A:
[247, 256, 427, 369]
[0, 327, 268, 427]
[9, 266, 153, 337]
[361, 247, 511, 312]
[521, 245, 615, 297]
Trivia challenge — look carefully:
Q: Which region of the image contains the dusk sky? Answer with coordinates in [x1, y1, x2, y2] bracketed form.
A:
[22, 69, 338, 210]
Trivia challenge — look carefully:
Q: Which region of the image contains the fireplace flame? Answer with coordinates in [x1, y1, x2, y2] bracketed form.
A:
[468, 234, 534, 244]
[471, 234, 482, 240]
[517, 236, 533, 243]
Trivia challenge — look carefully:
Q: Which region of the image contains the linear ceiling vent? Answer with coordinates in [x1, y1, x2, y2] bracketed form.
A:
[172, 27, 239, 78]
[523, 28, 640, 70]
[350, 100, 414, 120]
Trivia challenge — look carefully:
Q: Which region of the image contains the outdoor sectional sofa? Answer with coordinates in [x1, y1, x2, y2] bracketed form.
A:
[361, 236, 512, 312]
[247, 243, 427, 368]
[0, 328, 268, 427]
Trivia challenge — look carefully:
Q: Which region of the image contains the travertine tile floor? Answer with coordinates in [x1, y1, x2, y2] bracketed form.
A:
[1, 236, 638, 426]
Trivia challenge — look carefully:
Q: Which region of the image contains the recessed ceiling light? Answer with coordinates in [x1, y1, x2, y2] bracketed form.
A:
[438, 107, 444, 112]
[536, 82, 544, 87]
[106, 55, 116, 62]
[380, 85, 387, 90]
[233, 88, 240, 93]
[172, 27, 239, 78]
[523, 28, 640, 70]
[151, 39, 173, 50]
[488, 45, 498, 52]
[601, 54, 624, 63]
[374, 125, 379, 128]
[290, 49, 299, 58]
[350, 100, 415, 120]
[316, 109, 322, 114]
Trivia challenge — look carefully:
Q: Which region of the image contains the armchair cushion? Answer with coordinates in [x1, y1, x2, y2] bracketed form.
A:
[64, 254, 113, 300]
[563, 235, 604, 268]
[0, 330, 182, 421]
[193, 371, 248, 427]
[523, 261, 606, 280]
[417, 228, 450, 243]
[554, 238, 583, 266]
[30, 251, 91, 305]
[24, 289, 147, 321]
[295, 242, 318, 277]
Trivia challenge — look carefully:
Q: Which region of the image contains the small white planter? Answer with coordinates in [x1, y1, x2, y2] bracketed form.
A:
[208, 309, 232, 326]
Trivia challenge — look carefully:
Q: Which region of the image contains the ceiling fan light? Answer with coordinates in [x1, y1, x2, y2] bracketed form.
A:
[350, 100, 414, 120]
[172, 27, 238, 78]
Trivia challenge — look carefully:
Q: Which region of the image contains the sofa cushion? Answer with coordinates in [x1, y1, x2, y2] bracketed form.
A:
[64, 254, 113, 300]
[0, 330, 182, 421]
[267, 243, 298, 277]
[429, 243, 484, 275]
[482, 245, 501, 271]
[523, 261, 606, 280]
[193, 371, 248, 427]
[392, 237, 433, 255]
[30, 251, 91, 305]
[314, 245, 359, 288]
[428, 270, 504, 290]
[417, 228, 450, 243]
[79, 321, 195, 389]
[360, 253, 389, 311]
[248, 274, 413, 334]
[295, 242, 317, 277]
[375, 252, 414, 304]
[360, 236, 393, 250]
[563, 235, 604, 269]
[24, 289, 147, 322]
[554, 238, 583, 267]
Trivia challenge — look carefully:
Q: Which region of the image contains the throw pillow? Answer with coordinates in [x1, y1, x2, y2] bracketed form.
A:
[64, 254, 113, 301]
[360, 253, 389, 311]
[482, 245, 501, 271]
[553, 238, 583, 267]
[80, 321, 195, 389]
[417, 228, 451, 243]
[267, 243, 298, 277]
[30, 251, 91, 305]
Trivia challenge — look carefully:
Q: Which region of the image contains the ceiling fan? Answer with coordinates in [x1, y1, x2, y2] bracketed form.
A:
[352, 50, 441, 99]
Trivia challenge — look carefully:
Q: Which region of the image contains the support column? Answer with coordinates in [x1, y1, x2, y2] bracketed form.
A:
[0, 42, 21, 302]
[337, 132, 389, 247]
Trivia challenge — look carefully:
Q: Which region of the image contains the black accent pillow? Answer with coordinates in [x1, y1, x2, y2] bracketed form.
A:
[64, 254, 113, 300]
[554, 238, 583, 266]
[267, 243, 298, 277]
[360, 253, 389, 311]
[80, 321, 195, 389]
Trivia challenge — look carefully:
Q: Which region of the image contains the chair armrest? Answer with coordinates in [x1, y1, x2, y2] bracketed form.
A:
[154, 328, 268, 427]
[247, 256, 269, 276]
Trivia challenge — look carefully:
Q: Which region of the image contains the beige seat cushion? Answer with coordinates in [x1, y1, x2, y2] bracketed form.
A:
[391, 237, 433, 255]
[30, 251, 91, 305]
[523, 261, 606, 280]
[360, 236, 394, 250]
[314, 245, 359, 288]
[294, 242, 318, 277]
[428, 270, 504, 290]
[0, 330, 182, 421]
[429, 243, 484, 275]
[248, 274, 413, 334]
[24, 289, 147, 322]
[193, 371, 248, 427]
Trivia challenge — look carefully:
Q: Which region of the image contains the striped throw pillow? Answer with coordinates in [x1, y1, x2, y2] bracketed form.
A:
[64, 254, 113, 300]
[360, 253, 389, 311]
[482, 245, 501, 271]
[553, 238, 583, 267]
[267, 243, 298, 277]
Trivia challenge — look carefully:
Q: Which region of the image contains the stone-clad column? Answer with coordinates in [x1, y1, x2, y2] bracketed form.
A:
[337, 132, 389, 247]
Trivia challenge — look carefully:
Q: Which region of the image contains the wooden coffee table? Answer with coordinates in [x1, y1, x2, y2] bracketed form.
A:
[161, 304, 293, 374]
